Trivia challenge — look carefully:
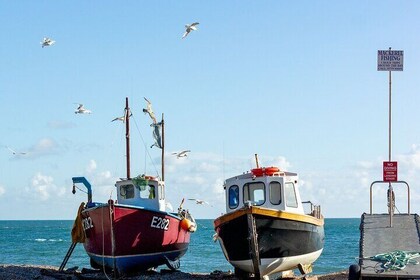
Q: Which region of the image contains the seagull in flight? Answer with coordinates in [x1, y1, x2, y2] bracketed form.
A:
[172, 150, 191, 158]
[74, 103, 92, 114]
[6, 146, 27, 155]
[182, 22, 199, 39]
[188, 198, 211, 206]
[143, 97, 157, 124]
[111, 111, 132, 123]
[111, 116, 125, 122]
[41, 37, 55, 48]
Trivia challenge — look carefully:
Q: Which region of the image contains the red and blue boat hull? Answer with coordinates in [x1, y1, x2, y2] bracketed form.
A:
[81, 201, 191, 273]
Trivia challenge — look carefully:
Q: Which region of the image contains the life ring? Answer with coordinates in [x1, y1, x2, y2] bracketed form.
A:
[251, 167, 280, 177]
[265, 167, 280, 175]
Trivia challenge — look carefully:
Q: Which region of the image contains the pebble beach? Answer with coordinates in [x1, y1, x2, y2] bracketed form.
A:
[0, 265, 348, 280]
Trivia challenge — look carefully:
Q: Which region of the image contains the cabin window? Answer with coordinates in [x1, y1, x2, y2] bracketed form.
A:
[228, 185, 239, 209]
[139, 185, 156, 200]
[285, 182, 298, 207]
[269, 181, 282, 205]
[243, 182, 265, 206]
[120, 184, 135, 199]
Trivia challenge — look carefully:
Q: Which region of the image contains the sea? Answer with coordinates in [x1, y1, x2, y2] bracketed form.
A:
[0, 218, 360, 275]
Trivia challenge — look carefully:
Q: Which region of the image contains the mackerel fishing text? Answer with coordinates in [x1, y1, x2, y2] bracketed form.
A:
[378, 50, 403, 61]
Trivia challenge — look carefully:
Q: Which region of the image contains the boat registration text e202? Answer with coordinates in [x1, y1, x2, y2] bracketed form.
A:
[150, 216, 169, 231]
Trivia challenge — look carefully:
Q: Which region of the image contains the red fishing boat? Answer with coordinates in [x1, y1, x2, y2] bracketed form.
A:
[71, 97, 196, 275]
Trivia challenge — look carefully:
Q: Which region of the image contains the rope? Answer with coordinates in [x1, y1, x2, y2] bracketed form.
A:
[74, 185, 88, 194]
[363, 250, 420, 271]
[395, 204, 401, 214]
[101, 206, 112, 280]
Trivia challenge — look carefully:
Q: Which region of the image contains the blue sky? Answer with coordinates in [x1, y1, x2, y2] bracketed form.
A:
[1, 1, 420, 219]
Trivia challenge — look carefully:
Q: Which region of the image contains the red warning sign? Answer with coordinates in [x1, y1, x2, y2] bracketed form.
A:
[383, 161, 398, 182]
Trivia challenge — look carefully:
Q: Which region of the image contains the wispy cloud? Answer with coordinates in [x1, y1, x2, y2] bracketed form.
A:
[77, 160, 118, 200]
[86, 159, 97, 173]
[27, 172, 65, 201]
[396, 144, 420, 174]
[0, 185, 5, 196]
[47, 120, 76, 130]
[11, 138, 61, 160]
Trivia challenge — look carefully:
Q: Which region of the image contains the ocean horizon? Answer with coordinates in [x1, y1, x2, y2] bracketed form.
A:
[0, 218, 360, 275]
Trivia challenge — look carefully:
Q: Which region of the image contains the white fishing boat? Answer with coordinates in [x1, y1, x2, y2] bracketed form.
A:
[214, 155, 325, 279]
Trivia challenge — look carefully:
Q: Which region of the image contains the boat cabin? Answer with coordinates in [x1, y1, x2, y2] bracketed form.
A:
[116, 176, 166, 212]
[224, 167, 305, 215]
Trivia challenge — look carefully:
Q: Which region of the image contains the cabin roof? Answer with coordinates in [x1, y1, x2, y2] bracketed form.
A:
[225, 170, 298, 185]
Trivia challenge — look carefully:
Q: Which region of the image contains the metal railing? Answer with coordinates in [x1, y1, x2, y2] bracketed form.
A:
[302, 200, 322, 219]
[369, 180, 410, 227]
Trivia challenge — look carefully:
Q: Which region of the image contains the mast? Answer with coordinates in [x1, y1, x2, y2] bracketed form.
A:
[125, 97, 131, 179]
[161, 113, 165, 181]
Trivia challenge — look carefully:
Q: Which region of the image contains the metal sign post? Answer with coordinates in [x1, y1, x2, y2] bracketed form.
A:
[377, 48, 403, 227]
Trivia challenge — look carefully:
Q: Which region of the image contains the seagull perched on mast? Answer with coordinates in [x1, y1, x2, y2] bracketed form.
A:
[41, 37, 55, 48]
[142, 97, 157, 124]
[74, 103, 92, 114]
[182, 22, 199, 39]
[172, 150, 191, 158]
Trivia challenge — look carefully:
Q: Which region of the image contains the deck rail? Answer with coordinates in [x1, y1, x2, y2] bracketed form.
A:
[302, 201, 322, 219]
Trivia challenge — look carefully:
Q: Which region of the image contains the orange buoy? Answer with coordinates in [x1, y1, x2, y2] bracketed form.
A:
[251, 167, 280, 177]
[180, 218, 197, 232]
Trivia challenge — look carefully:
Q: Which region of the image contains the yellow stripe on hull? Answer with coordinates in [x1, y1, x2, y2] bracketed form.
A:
[214, 206, 324, 228]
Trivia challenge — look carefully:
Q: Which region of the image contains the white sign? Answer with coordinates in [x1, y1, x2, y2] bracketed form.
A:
[377, 50, 404, 71]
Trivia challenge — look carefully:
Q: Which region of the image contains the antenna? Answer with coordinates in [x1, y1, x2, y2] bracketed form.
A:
[255, 154, 260, 168]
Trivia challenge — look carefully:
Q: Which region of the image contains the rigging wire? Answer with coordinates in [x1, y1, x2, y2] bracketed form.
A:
[74, 185, 88, 194]
[106, 108, 128, 178]
[131, 114, 161, 178]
